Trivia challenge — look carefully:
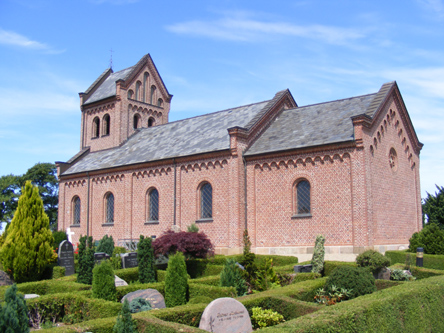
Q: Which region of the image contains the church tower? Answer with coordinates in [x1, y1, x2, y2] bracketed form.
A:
[78, 54, 172, 152]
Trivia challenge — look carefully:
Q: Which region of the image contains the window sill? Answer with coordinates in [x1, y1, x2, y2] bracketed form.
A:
[102, 223, 114, 227]
[291, 213, 312, 219]
[196, 218, 213, 223]
[145, 220, 159, 225]
[69, 224, 81, 228]
[91, 136, 99, 140]
[101, 134, 110, 138]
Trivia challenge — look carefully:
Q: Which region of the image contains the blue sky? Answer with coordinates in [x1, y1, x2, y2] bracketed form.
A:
[0, 0, 443, 198]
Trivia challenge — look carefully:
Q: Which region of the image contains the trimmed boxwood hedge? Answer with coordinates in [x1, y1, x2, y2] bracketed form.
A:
[188, 283, 236, 300]
[260, 275, 444, 332]
[323, 261, 357, 276]
[208, 254, 299, 267]
[386, 250, 444, 271]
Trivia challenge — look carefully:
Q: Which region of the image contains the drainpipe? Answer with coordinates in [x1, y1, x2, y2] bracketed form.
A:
[86, 172, 90, 245]
[242, 153, 247, 230]
[173, 159, 177, 225]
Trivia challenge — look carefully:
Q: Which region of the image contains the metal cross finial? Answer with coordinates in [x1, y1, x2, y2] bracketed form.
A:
[109, 48, 114, 70]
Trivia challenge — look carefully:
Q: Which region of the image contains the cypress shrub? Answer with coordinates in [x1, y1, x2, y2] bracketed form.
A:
[356, 250, 390, 273]
[0, 181, 54, 283]
[0, 284, 29, 333]
[324, 266, 376, 299]
[96, 234, 115, 256]
[77, 235, 95, 285]
[165, 252, 188, 307]
[138, 235, 156, 283]
[220, 259, 247, 296]
[92, 260, 116, 302]
[113, 299, 136, 333]
[311, 234, 325, 274]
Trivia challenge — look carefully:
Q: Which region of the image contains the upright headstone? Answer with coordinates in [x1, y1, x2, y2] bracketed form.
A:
[121, 289, 166, 309]
[94, 252, 110, 265]
[199, 298, 252, 333]
[58, 240, 75, 276]
[121, 252, 138, 269]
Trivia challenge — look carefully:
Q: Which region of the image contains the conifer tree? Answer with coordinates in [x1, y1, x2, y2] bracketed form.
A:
[113, 299, 136, 333]
[96, 234, 114, 256]
[92, 260, 116, 301]
[138, 235, 156, 283]
[77, 235, 95, 285]
[0, 284, 29, 333]
[220, 258, 247, 296]
[165, 252, 188, 307]
[311, 234, 325, 274]
[0, 181, 54, 283]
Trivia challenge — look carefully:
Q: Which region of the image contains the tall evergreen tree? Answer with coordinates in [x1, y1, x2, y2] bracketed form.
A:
[165, 252, 188, 307]
[138, 235, 156, 283]
[0, 284, 29, 333]
[92, 260, 116, 301]
[77, 235, 95, 285]
[0, 181, 54, 283]
[423, 185, 444, 228]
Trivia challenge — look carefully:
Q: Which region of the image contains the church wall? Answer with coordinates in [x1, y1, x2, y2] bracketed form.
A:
[363, 97, 421, 248]
[247, 149, 355, 252]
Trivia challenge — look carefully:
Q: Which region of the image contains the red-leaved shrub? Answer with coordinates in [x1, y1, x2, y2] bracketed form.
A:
[152, 230, 214, 259]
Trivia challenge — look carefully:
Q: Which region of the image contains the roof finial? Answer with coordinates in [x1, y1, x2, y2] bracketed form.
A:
[109, 48, 113, 70]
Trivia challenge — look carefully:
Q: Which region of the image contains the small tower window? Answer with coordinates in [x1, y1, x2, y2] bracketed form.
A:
[135, 81, 141, 101]
[150, 85, 156, 104]
[133, 114, 141, 129]
[148, 117, 155, 127]
[143, 72, 149, 103]
[157, 98, 163, 107]
[92, 117, 100, 138]
[102, 114, 110, 136]
[128, 90, 134, 99]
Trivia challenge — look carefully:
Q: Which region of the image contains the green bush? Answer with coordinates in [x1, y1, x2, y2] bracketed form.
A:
[0, 284, 29, 333]
[409, 223, 444, 255]
[356, 250, 390, 273]
[324, 266, 376, 299]
[253, 258, 280, 291]
[188, 283, 236, 300]
[386, 250, 444, 271]
[187, 296, 212, 304]
[165, 252, 188, 307]
[113, 299, 136, 333]
[251, 306, 285, 329]
[77, 235, 95, 285]
[96, 234, 115, 256]
[311, 235, 325, 274]
[322, 261, 357, 276]
[390, 269, 415, 281]
[92, 260, 116, 302]
[52, 231, 67, 251]
[52, 266, 66, 279]
[129, 297, 152, 313]
[111, 247, 126, 270]
[138, 235, 156, 283]
[220, 258, 247, 296]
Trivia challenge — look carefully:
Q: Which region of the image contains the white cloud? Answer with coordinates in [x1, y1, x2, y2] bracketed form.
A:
[0, 28, 63, 53]
[417, 0, 444, 18]
[166, 17, 364, 45]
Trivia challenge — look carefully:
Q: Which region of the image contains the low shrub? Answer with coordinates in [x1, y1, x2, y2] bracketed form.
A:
[356, 250, 390, 274]
[251, 306, 285, 329]
[253, 258, 280, 291]
[323, 261, 357, 276]
[324, 266, 376, 299]
[129, 297, 152, 313]
[391, 269, 415, 281]
[409, 223, 444, 255]
[188, 283, 236, 300]
[187, 296, 212, 305]
[114, 299, 136, 333]
[96, 234, 114, 257]
[111, 247, 126, 270]
[52, 266, 66, 279]
[314, 285, 352, 305]
[153, 230, 214, 259]
[0, 284, 29, 333]
[220, 258, 247, 296]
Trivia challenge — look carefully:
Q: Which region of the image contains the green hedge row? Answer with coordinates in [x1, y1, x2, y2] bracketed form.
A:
[386, 250, 444, 270]
[208, 254, 299, 266]
[189, 283, 236, 300]
[323, 261, 357, 276]
[190, 275, 220, 286]
[260, 275, 444, 332]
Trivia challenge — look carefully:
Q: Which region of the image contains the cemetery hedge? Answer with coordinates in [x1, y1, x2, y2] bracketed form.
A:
[323, 260, 357, 276]
[260, 275, 444, 332]
[385, 250, 444, 270]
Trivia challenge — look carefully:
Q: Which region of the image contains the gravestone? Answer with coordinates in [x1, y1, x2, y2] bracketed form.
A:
[121, 289, 166, 309]
[293, 264, 313, 273]
[115, 275, 128, 287]
[199, 297, 252, 333]
[94, 252, 110, 265]
[58, 240, 75, 276]
[121, 252, 138, 269]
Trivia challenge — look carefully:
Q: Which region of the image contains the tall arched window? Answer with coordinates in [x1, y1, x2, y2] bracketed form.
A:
[133, 114, 141, 129]
[148, 117, 155, 127]
[295, 180, 310, 215]
[147, 188, 159, 222]
[200, 182, 212, 219]
[135, 81, 141, 101]
[72, 196, 81, 225]
[92, 117, 100, 138]
[150, 85, 156, 104]
[102, 114, 110, 136]
[157, 98, 163, 107]
[105, 192, 114, 223]
[143, 72, 149, 102]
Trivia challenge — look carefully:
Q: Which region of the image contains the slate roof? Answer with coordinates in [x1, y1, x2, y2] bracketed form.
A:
[244, 93, 377, 156]
[62, 100, 270, 175]
[84, 67, 135, 104]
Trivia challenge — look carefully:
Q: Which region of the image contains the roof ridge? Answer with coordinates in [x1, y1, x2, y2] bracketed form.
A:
[364, 81, 396, 118]
[295, 92, 377, 110]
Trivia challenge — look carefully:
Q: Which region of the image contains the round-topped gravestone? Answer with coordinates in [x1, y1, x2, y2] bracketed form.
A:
[199, 297, 252, 333]
[121, 289, 166, 309]
[57, 240, 75, 276]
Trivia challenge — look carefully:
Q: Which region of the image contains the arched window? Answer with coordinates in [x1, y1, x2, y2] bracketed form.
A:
[143, 72, 149, 103]
[92, 117, 100, 138]
[150, 85, 156, 104]
[135, 81, 141, 101]
[148, 117, 155, 127]
[157, 98, 163, 107]
[147, 188, 159, 222]
[128, 90, 134, 99]
[200, 182, 212, 219]
[72, 196, 81, 225]
[105, 192, 114, 223]
[102, 114, 110, 136]
[133, 114, 141, 129]
[295, 180, 310, 215]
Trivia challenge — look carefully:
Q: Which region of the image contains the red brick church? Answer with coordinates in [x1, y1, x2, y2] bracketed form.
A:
[57, 54, 423, 259]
